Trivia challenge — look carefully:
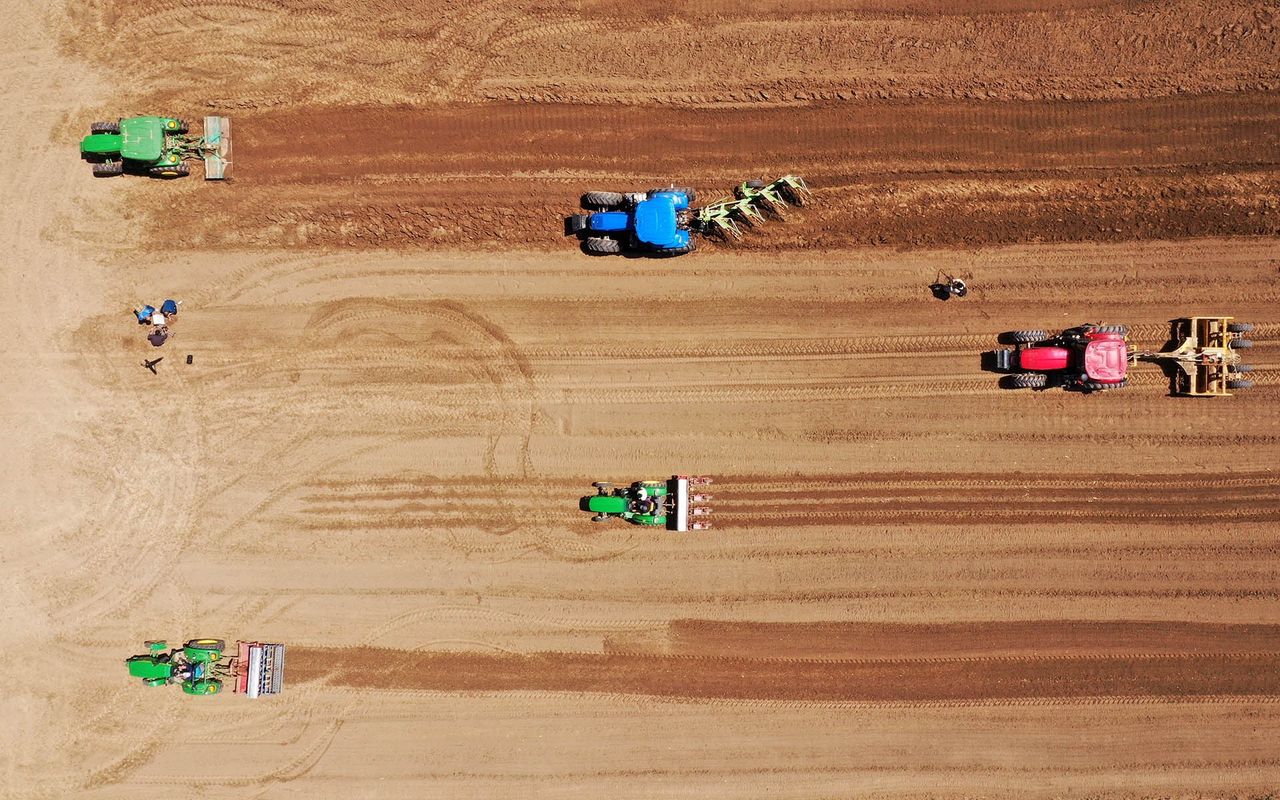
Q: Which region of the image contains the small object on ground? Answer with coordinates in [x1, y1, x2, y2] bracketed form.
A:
[80, 115, 231, 179]
[581, 475, 713, 531]
[142, 357, 162, 374]
[565, 175, 811, 257]
[185, 354, 193, 365]
[930, 272, 968, 300]
[151, 312, 166, 327]
[125, 639, 285, 697]
[134, 305, 156, 324]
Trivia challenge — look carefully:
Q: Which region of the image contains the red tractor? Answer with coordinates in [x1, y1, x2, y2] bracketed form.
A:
[993, 324, 1130, 391]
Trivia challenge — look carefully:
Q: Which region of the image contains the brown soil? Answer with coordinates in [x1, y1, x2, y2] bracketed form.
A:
[6, 0, 1280, 796]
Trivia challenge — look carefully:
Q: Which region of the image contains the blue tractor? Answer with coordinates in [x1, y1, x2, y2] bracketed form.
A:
[566, 187, 698, 256]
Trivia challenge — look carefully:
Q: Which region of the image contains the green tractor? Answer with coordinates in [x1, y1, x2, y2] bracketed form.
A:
[80, 115, 231, 179]
[125, 639, 285, 697]
[581, 475, 713, 531]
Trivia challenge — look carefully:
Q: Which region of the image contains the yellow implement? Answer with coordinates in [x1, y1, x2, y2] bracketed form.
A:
[1135, 316, 1256, 396]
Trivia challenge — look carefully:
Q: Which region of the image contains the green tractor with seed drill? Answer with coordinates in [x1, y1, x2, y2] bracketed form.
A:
[79, 115, 231, 179]
[125, 639, 284, 697]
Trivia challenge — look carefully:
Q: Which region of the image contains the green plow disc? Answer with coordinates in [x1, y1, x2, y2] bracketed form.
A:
[693, 175, 811, 240]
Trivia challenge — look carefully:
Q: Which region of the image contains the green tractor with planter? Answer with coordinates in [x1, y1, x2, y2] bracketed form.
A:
[80, 115, 231, 179]
[581, 475, 714, 530]
[125, 639, 284, 697]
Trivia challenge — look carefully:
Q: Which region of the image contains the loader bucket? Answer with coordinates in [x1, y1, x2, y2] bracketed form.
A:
[203, 116, 231, 179]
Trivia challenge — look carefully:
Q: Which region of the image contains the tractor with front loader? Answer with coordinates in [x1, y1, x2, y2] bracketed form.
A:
[581, 475, 713, 530]
[80, 115, 231, 179]
[992, 316, 1259, 396]
[566, 176, 811, 256]
[125, 639, 284, 697]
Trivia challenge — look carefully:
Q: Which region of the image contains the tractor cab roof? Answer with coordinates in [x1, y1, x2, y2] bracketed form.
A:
[1084, 338, 1129, 382]
[633, 196, 679, 248]
[119, 116, 166, 161]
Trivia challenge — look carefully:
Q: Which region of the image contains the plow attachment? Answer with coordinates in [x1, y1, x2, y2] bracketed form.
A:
[694, 175, 811, 240]
[202, 116, 231, 179]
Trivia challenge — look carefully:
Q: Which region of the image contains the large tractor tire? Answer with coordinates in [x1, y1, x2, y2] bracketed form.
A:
[1091, 324, 1128, 336]
[1002, 330, 1049, 344]
[90, 120, 120, 133]
[582, 191, 625, 210]
[170, 119, 190, 134]
[92, 161, 124, 177]
[1229, 338, 1253, 349]
[584, 236, 621, 255]
[1227, 379, 1255, 390]
[650, 186, 695, 203]
[1228, 322, 1254, 333]
[1084, 379, 1128, 391]
[185, 638, 226, 652]
[1229, 364, 1255, 373]
[656, 242, 696, 257]
[1009, 373, 1048, 389]
[149, 162, 190, 178]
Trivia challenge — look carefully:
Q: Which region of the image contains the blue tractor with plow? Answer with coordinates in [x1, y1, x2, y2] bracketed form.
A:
[565, 176, 811, 257]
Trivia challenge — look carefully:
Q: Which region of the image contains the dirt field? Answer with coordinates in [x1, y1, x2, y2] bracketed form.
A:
[3, 0, 1280, 797]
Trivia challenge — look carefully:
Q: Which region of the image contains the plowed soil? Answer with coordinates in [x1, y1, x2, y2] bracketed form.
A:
[4, 0, 1280, 797]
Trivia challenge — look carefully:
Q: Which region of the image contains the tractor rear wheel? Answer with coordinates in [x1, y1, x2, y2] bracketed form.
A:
[1228, 322, 1254, 333]
[1227, 379, 1255, 390]
[1230, 364, 1255, 373]
[92, 161, 123, 177]
[90, 120, 119, 134]
[1229, 338, 1253, 349]
[1084, 379, 1127, 391]
[648, 186, 695, 203]
[584, 236, 621, 254]
[1003, 330, 1048, 344]
[1010, 373, 1048, 389]
[1091, 324, 1128, 336]
[582, 191, 625, 210]
[148, 163, 190, 178]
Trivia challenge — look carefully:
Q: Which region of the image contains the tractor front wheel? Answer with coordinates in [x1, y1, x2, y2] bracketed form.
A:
[1002, 330, 1048, 345]
[584, 237, 621, 255]
[90, 120, 120, 134]
[148, 163, 190, 178]
[171, 119, 189, 134]
[582, 191, 625, 210]
[1009, 373, 1048, 389]
[92, 161, 123, 177]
